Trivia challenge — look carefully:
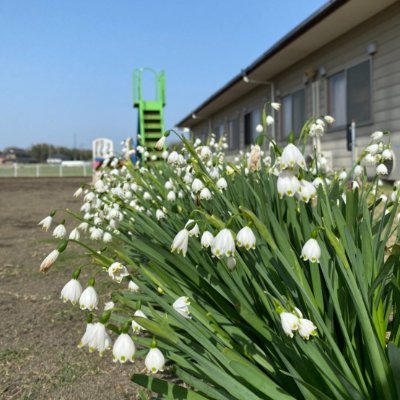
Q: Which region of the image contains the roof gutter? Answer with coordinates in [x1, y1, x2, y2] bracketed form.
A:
[176, 0, 349, 127]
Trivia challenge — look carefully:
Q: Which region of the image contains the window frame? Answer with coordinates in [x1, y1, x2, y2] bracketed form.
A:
[327, 58, 373, 132]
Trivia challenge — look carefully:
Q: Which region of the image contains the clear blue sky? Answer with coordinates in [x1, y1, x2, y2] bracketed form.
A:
[0, 0, 326, 150]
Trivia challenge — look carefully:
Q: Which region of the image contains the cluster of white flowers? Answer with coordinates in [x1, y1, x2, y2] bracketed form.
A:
[276, 144, 316, 202]
[280, 308, 317, 340]
[361, 131, 392, 176]
[171, 223, 256, 266]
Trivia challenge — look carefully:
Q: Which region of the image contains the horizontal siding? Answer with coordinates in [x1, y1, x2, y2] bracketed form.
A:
[193, 1, 400, 174]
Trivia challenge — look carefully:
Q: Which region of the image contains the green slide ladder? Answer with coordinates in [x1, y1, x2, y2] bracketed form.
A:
[132, 68, 166, 158]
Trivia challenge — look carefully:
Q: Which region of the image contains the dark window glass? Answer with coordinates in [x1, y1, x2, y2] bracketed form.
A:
[347, 60, 371, 124]
[328, 71, 346, 127]
[244, 113, 252, 146]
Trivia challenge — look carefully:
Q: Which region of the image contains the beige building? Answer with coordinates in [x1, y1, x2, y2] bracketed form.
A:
[177, 0, 400, 179]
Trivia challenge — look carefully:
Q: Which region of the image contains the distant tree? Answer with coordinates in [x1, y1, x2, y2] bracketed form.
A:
[28, 143, 92, 162]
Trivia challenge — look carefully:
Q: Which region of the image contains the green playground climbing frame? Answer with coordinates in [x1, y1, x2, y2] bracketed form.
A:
[132, 68, 166, 157]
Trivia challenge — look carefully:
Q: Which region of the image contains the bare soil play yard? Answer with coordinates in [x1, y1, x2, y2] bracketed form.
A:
[0, 178, 143, 399]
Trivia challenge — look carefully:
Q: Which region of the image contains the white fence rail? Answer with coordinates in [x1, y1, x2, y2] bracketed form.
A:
[0, 163, 91, 178]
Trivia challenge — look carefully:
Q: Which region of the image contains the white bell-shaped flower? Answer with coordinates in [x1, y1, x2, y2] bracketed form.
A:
[173, 296, 191, 318]
[171, 229, 189, 256]
[113, 333, 136, 363]
[370, 131, 383, 141]
[73, 187, 83, 197]
[236, 226, 256, 250]
[338, 170, 347, 181]
[61, 278, 82, 305]
[199, 187, 212, 200]
[78, 322, 94, 348]
[201, 231, 214, 248]
[108, 262, 129, 283]
[167, 151, 179, 164]
[103, 232, 112, 242]
[167, 191, 176, 201]
[200, 146, 212, 160]
[216, 177, 227, 190]
[271, 102, 281, 111]
[185, 220, 200, 237]
[183, 173, 193, 184]
[255, 124, 264, 133]
[280, 312, 299, 338]
[296, 179, 316, 203]
[156, 209, 166, 220]
[281, 144, 306, 170]
[366, 143, 379, 155]
[128, 280, 140, 292]
[69, 228, 80, 241]
[38, 215, 52, 231]
[87, 322, 112, 355]
[53, 224, 67, 239]
[298, 318, 317, 340]
[382, 149, 392, 161]
[132, 310, 147, 333]
[192, 178, 204, 193]
[301, 238, 321, 263]
[277, 171, 300, 197]
[79, 286, 99, 311]
[376, 163, 388, 175]
[145, 347, 165, 373]
[211, 229, 235, 258]
[90, 227, 103, 241]
[354, 165, 363, 177]
[266, 115, 274, 125]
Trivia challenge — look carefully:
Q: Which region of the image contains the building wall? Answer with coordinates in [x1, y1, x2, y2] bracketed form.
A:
[191, 1, 400, 171]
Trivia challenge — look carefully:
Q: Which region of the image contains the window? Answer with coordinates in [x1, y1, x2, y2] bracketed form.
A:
[244, 109, 261, 146]
[228, 118, 240, 150]
[213, 124, 224, 139]
[328, 60, 371, 128]
[282, 89, 305, 137]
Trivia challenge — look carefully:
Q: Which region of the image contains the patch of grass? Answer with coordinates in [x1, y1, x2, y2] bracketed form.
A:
[0, 348, 30, 362]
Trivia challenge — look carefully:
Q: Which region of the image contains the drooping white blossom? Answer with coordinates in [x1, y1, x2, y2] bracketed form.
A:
[132, 310, 148, 333]
[280, 312, 299, 338]
[216, 177, 227, 191]
[171, 229, 189, 256]
[69, 228, 80, 241]
[53, 224, 67, 239]
[79, 286, 99, 311]
[192, 178, 204, 193]
[38, 215, 53, 231]
[199, 187, 212, 200]
[145, 347, 165, 373]
[281, 144, 306, 170]
[236, 226, 256, 250]
[277, 171, 300, 198]
[376, 163, 388, 176]
[87, 322, 112, 355]
[113, 333, 136, 363]
[211, 229, 235, 258]
[60, 278, 82, 305]
[173, 296, 191, 318]
[301, 238, 321, 263]
[108, 262, 129, 283]
[298, 318, 317, 340]
[128, 280, 140, 292]
[201, 231, 214, 248]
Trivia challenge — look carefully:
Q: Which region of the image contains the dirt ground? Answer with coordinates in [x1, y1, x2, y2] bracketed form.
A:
[0, 178, 143, 400]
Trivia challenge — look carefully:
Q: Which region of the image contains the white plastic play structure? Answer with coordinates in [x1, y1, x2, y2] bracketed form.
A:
[92, 138, 114, 180]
